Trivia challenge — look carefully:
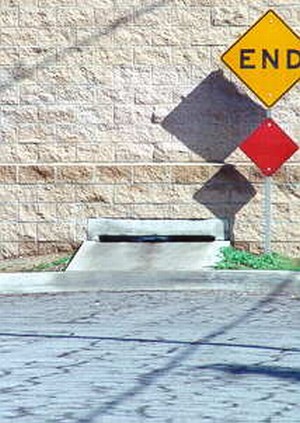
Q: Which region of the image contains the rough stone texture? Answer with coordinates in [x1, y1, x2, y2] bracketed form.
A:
[0, 0, 299, 258]
[18, 165, 55, 184]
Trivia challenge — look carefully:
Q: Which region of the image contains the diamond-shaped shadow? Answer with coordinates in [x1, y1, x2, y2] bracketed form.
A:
[194, 165, 256, 238]
[162, 70, 266, 162]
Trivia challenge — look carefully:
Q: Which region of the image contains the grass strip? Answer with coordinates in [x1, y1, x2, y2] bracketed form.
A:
[216, 247, 300, 271]
[30, 256, 72, 272]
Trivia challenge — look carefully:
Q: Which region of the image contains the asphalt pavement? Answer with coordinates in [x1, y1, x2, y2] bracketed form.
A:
[0, 272, 300, 422]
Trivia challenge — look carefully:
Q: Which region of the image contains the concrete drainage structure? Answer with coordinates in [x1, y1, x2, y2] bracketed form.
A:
[66, 218, 230, 272]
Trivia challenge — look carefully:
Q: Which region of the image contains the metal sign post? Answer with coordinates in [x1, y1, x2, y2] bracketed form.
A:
[221, 9, 299, 255]
[263, 109, 273, 254]
[263, 175, 272, 254]
[239, 116, 298, 254]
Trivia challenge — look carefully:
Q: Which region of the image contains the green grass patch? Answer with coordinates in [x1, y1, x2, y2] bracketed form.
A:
[215, 247, 300, 271]
[30, 255, 72, 272]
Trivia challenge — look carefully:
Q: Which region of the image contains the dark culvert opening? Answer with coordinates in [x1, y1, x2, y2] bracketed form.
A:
[99, 235, 216, 243]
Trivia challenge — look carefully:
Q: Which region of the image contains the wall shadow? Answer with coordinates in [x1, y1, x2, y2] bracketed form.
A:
[193, 165, 257, 240]
[161, 70, 265, 241]
[195, 363, 300, 383]
[161, 70, 266, 162]
[0, 0, 170, 92]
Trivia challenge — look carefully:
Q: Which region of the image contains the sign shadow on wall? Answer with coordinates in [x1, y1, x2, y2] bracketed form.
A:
[161, 70, 266, 162]
[193, 165, 256, 241]
[161, 70, 262, 241]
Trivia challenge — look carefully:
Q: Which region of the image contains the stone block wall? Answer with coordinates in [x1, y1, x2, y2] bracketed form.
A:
[0, 0, 299, 258]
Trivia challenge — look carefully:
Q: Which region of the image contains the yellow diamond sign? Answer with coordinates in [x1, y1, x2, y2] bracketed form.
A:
[222, 10, 300, 107]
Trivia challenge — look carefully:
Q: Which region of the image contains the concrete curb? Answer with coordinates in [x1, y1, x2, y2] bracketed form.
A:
[0, 270, 299, 295]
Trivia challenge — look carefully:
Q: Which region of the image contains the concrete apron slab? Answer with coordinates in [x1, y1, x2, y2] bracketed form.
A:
[0, 271, 299, 295]
[67, 218, 230, 271]
[66, 241, 230, 271]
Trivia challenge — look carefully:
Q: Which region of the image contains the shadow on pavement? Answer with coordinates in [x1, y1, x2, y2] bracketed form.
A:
[195, 363, 300, 383]
[0, 332, 299, 354]
[73, 276, 294, 423]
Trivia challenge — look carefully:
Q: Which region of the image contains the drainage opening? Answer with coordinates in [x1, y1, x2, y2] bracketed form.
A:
[99, 235, 216, 243]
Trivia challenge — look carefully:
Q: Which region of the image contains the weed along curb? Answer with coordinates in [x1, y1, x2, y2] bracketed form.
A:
[216, 247, 300, 271]
[0, 270, 300, 295]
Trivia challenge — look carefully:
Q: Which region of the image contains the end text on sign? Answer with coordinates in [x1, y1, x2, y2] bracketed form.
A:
[240, 49, 300, 69]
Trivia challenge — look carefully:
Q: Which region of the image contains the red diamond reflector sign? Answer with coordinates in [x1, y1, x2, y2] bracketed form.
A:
[240, 119, 298, 176]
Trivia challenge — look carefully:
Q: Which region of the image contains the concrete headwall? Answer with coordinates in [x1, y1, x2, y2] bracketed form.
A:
[0, 0, 299, 258]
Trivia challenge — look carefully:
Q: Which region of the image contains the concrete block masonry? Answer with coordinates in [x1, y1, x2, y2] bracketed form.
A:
[0, 1, 298, 259]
